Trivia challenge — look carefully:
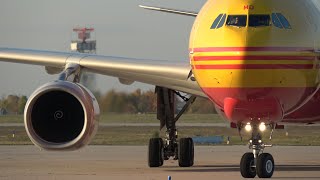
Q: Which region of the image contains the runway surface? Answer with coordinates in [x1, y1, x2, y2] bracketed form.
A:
[1, 145, 320, 180]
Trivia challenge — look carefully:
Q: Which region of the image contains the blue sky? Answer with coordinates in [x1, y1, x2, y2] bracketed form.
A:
[0, 0, 206, 96]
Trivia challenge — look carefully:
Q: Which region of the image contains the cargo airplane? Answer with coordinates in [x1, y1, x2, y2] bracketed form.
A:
[0, 0, 319, 178]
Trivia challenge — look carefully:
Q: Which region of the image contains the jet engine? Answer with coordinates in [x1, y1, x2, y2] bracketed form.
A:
[24, 81, 99, 151]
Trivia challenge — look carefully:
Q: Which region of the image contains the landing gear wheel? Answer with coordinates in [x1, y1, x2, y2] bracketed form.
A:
[257, 153, 274, 178]
[178, 138, 194, 167]
[240, 153, 256, 178]
[148, 138, 164, 167]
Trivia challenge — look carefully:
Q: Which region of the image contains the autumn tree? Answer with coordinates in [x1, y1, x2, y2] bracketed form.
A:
[18, 96, 28, 114]
[187, 97, 216, 114]
[98, 89, 216, 114]
[6, 95, 20, 114]
[0, 95, 28, 114]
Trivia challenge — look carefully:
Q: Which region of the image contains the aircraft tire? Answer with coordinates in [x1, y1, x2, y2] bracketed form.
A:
[257, 153, 274, 178]
[240, 152, 256, 178]
[148, 138, 164, 167]
[178, 137, 194, 167]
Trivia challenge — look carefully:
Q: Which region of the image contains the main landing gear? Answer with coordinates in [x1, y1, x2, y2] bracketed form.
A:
[240, 123, 275, 178]
[148, 87, 196, 167]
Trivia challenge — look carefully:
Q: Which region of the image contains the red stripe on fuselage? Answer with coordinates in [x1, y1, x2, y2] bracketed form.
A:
[193, 64, 316, 69]
[192, 47, 314, 52]
[193, 56, 315, 61]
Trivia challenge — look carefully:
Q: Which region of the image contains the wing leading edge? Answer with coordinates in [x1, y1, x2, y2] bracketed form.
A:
[139, 5, 198, 17]
[0, 48, 205, 97]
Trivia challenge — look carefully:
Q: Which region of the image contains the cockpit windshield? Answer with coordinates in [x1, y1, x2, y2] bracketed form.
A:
[249, 15, 271, 27]
[211, 13, 291, 29]
[226, 15, 247, 27]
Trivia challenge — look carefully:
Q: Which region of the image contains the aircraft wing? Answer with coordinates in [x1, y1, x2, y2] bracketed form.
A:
[0, 48, 205, 97]
[139, 5, 198, 17]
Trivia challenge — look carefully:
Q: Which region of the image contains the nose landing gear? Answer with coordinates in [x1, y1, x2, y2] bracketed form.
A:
[240, 123, 275, 178]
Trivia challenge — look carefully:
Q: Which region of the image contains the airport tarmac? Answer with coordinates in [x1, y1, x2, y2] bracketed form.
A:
[1, 145, 320, 180]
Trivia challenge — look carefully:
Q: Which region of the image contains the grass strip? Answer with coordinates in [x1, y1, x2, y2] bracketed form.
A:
[1, 126, 320, 146]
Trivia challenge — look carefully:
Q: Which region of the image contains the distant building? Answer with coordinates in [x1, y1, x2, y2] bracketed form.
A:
[0, 108, 7, 115]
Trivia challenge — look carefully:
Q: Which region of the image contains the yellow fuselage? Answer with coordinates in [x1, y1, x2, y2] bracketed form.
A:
[189, 0, 320, 123]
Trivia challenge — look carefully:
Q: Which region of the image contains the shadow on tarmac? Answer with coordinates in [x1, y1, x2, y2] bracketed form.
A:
[164, 164, 320, 173]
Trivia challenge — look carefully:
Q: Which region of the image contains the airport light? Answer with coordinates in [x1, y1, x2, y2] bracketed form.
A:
[259, 122, 266, 132]
[245, 123, 252, 132]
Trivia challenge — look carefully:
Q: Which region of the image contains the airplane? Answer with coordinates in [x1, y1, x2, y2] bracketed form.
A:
[0, 0, 320, 178]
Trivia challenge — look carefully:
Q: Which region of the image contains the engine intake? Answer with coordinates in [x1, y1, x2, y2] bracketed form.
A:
[24, 81, 99, 151]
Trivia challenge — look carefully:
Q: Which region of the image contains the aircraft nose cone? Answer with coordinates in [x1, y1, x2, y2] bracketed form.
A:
[223, 95, 283, 123]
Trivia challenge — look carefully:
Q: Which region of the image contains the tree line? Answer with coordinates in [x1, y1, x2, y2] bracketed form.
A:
[0, 95, 28, 115]
[0, 89, 216, 115]
[97, 89, 216, 114]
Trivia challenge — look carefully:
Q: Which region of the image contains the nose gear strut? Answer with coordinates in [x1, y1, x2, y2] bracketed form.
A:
[240, 123, 275, 178]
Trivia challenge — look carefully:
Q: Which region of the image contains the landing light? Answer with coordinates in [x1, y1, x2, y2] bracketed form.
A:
[245, 123, 252, 132]
[259, 122, 266, 132]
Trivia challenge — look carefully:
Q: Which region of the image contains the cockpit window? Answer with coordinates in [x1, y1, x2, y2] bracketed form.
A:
[271, 13, 291, 29]
[216, 14, 226, 28]
[276, 13, 291, 29]
[226, 15, 247, 27]
[211, 14, 226, 29]
[211, 13, 291, 30]
[271, 13, 283, 28]
[249, 15, 271, 27]
[211, 14, 223, 29]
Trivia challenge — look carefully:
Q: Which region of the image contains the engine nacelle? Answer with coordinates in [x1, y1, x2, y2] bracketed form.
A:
[24, 81, 99, 151]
